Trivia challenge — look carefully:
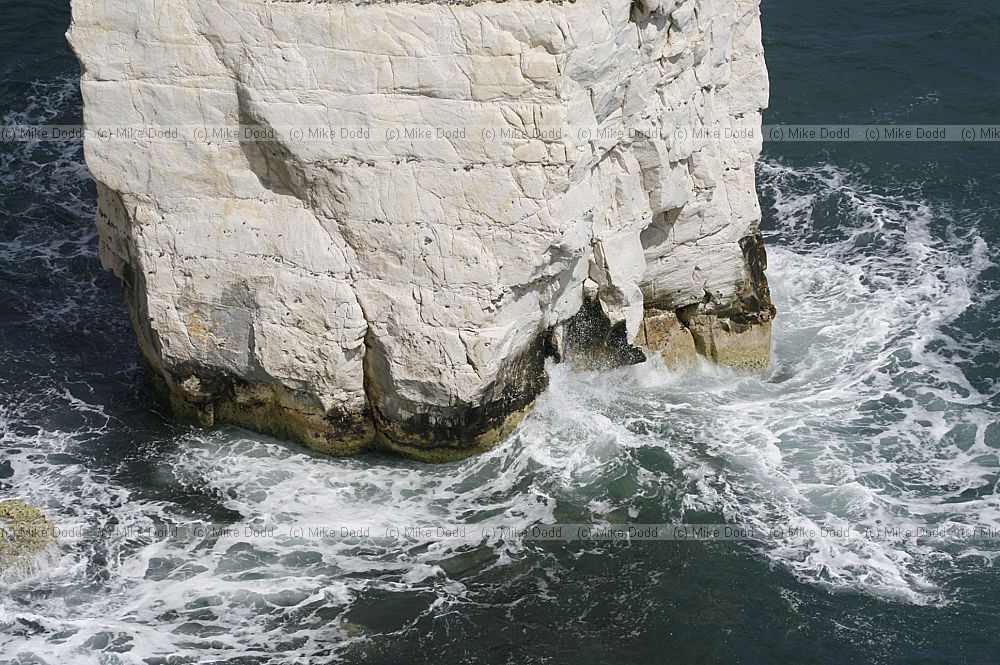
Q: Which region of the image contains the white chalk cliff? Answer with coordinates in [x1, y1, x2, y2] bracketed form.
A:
[68, 0, 774, 460]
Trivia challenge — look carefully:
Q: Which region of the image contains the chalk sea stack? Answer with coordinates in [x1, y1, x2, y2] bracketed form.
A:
[68, 0, 774, 460]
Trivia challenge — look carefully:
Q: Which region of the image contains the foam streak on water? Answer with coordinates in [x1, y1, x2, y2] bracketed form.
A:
[1, 76, 999, 661]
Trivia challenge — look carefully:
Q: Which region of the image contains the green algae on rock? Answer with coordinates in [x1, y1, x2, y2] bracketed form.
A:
[0, 499, 57, 580]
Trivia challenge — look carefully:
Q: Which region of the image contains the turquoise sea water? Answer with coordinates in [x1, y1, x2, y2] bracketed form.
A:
[1, 1, 999, 662]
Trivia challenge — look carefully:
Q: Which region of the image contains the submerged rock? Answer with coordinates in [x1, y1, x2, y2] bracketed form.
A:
[68, 0, 774, 458]
[0, 500, 57, 580]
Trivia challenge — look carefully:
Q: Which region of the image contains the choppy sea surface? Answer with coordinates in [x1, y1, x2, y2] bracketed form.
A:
[2, 1, 999, 663]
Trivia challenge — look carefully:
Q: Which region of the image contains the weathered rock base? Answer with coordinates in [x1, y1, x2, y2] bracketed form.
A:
[562, 300, 773, 373]
[131, 234, 774, 459]
[635, 309, 699, 370]
[140, 326, 546, 460]
[148, 366, 376, 455]
[682, 315, 773, 369]
[638, 309, 773, 370]
[361, 331, 549, 460]
[0, 500, 57, 581]
[557, 232, 775, 372]
[139, 300, 772, 459]
[148, 361, 533, 461]
[375, 404, 532, 463]
[641, 230, 776, 370]
[550, 295, 647, 370]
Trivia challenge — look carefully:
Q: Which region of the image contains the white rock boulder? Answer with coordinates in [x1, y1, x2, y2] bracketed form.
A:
[68, 0, 774, 460]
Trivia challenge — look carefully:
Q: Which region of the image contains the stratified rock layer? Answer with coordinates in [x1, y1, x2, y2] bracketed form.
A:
[69, 0, 773, 459]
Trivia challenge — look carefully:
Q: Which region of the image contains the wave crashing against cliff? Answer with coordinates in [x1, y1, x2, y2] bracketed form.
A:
[68, 0, 774, 458]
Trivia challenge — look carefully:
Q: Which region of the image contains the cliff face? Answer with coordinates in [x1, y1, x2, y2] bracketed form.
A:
[68, 0, 773, 460]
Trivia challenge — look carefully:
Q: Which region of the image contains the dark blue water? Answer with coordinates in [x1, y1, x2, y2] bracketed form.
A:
[1, 1, 998, 663]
